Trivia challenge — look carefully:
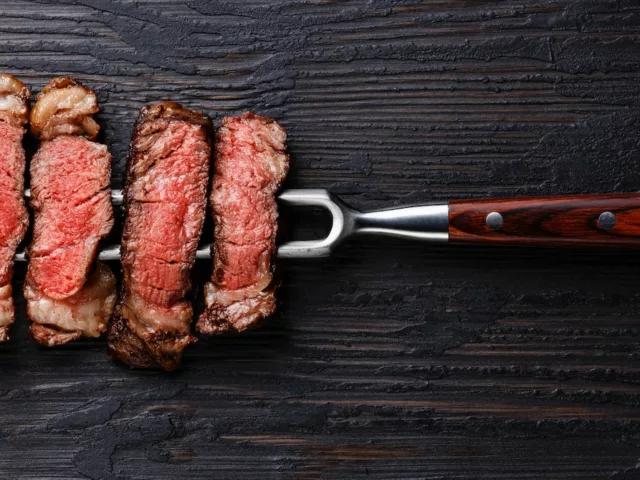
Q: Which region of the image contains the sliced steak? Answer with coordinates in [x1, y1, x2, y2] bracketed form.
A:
[0, 74, 30, 342]
[108, 102, 212, 371]
[24, 77, 116, 346]
[197, 113, 289, 335]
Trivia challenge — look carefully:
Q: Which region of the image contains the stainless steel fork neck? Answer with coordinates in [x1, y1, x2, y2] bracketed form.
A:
[353, 204, 449, 242]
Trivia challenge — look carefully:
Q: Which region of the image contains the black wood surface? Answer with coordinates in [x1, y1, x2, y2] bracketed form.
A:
[2, 1, 640, 479]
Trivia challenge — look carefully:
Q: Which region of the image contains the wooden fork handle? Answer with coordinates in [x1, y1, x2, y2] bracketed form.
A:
[448, 193, 640, 248]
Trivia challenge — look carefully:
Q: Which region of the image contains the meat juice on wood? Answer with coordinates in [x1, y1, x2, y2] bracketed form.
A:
[24, 77, 117, 346]
[0, 75, 30, 342]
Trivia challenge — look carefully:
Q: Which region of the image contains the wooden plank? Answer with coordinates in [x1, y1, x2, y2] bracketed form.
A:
[1, 0, 640, 478]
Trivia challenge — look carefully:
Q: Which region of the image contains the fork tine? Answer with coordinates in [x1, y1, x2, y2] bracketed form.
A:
[15, 189, 350, 261]
[277, 189, 352, 258]
[112, 189, 124, 206]
[24, 188, 125, 205]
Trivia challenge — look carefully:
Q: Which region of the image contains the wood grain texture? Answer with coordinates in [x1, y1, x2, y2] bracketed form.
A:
[1, 1, 640, 479]
[449, 193, 640, 248]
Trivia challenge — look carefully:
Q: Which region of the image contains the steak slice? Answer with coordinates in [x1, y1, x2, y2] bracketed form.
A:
[108, 102, 212, 371]
[24, 77, 116, 346]
[197, 113, 289, 335]
[0, 74, 30, 342]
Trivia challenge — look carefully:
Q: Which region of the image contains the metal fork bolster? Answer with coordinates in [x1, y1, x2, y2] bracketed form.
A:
[353, 204, 449, 242]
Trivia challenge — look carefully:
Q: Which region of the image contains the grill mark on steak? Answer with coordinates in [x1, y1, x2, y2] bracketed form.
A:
[0, 74, 30, 342]
[197, 112, 289, 335]
[108, 102, 212, 371]
[24, 77, 116, 346]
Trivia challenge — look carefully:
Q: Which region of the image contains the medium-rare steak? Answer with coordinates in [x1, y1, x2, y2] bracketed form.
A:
[197, 113, 289, 334]
[108, 102, 212, 371]
[0, 74, 30, 342]
[24, 77, 116, 346]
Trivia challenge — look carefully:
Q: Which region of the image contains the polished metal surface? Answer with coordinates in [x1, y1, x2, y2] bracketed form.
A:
[486, 211, 503, 231]
[278, 189, 352, 258]
[112, 189, 124, 206]
[16, 188, 451, 260]
[354, 205, 449, 241]
[598, 211, 616, 230]
[278, 189, 449, 258]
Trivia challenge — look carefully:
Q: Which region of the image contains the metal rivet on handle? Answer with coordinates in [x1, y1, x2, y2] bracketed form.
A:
[598, 211, 616, 230]
[486, 212, 503, 231]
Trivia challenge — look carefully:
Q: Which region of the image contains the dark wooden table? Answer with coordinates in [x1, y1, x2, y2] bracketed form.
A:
[2, 1, 640, 479]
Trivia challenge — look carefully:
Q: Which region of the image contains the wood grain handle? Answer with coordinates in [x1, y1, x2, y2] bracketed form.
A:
[448, 193, 640, 248]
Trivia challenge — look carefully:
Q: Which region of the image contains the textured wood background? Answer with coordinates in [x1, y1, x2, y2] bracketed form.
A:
[1, 1, 640, 479]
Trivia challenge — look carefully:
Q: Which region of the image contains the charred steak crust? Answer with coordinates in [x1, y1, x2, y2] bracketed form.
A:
[24, 77, 116, 346]
[108, 102, 213, 371]
[0, 74, 30, 342]
[197, 112, 289, 335]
